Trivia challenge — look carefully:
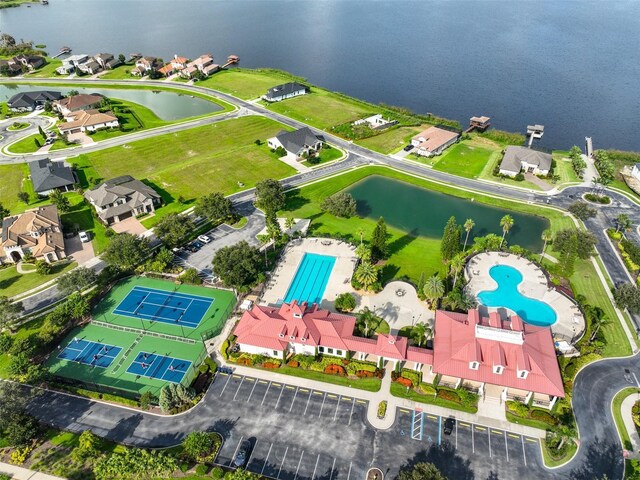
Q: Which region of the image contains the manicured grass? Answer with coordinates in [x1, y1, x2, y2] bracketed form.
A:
[267, 88, 372, 130]
[196, 68, 297, 100]
[98, 64, 139, 80]
[302, 145, 343, 167]
[0, 260, 77, 298]
[552, 151, 581, 185]
[262, 365, 382, 392]
[356, 126, 424, 154]
[541, 439, 578, 468]
[59, 194, 110, 254]
[390, 382, 478, 413]
[74, 116, 296, 226]
[0, 163, 29, 213]
[505, 411, 553, 431]
[26, 57, 63, 78]
[432, 140, 497, 178]
[612, 387, 640, 451]
[6, 132, 43, 153]
[229, 216, 248, 229]
[7, 121, 29, 131]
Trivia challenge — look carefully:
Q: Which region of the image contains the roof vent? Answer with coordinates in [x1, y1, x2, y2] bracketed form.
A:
[300, 337, 306, 342]
[388, 338, 395, 345]
[278, 333, 284, 338]
[289, 335, 295, 340]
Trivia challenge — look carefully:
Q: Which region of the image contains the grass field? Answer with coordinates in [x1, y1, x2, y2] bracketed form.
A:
[0, 163, 30, 213]
[58, 193, 111, 254]
[612, 387, 640, 451]
[25, 57, 63, 78]
[196, 69, 296, 100]
[302, 145, 343, 167]
[0, 261, 76, 298]
[432, 141, 497, 178]
[73, 115, 296, 225]
[98, 65, 139, 80]
[356, 125, 424, 154]
[6, 132, 43, 153]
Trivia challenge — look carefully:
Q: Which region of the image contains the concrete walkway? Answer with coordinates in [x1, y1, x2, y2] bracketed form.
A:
[15, 262, 35, 275]
[621, 394, 640, 459]
[0, 462, 66, 480]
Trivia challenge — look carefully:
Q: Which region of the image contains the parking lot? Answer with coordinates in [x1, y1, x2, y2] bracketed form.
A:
[209, 372, 546, 479]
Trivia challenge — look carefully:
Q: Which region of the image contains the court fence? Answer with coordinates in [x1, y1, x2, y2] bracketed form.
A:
[181, 347, 209, 388]
[92, 320, 198, 345]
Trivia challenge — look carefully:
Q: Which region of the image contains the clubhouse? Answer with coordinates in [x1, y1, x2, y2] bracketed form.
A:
[233, 301, 564, 408]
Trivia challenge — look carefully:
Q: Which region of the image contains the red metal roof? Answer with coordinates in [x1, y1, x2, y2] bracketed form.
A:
[433, 310, 564, 398]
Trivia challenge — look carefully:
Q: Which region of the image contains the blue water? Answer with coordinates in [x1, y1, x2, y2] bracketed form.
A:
[477, 265, 557, 327]
[283, 253, 336, 305]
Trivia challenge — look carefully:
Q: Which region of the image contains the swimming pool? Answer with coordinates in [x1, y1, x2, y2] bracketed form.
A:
[477, 265, 557, 327]
[283, 253, 336, 305]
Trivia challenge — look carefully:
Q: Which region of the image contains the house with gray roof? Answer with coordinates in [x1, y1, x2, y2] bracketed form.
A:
[498, 146, 552, 177]
[267, 127, 324, 161]
[84, 176, 162, 225]
[262, 82, 309, 102]
[7, 91, 63, 112]
[29, 159, 76, 195]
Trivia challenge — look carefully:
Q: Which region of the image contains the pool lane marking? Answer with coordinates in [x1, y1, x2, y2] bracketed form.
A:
[261, 381, 272, 406]
[348, 397, 356, 425]
[277, 446, 289, 479]
[219, 372, 233, 396]
[247, 378, 258, 403]
[304, 389, 313, 415]
[261, 443, 273, 475]
[289, 387, 299, 412]
[293, 450, 304, 480]
[318, 393, 327, 417]
[232, 376, 245, 401]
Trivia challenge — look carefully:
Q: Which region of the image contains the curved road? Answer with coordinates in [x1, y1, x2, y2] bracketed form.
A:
[3, 78, 639, 478]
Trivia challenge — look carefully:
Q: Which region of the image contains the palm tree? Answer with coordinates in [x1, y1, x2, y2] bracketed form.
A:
[357, 307, 375, 337]
[285, 216, 295, 230]
[499, 215, 514, 248]
[553, 424, 576, 451]
[540, 229, 552, 262]
[355, 243, 371, 262]
[449, 255, 465, 289]
[588, 306, 611, 342]
[615, 214, 632, 233]
[355, 261, 378, 291]
[356, 227, 365, 246]
[423, 275, 445, 310]
[412, 321, 433, 347]
[463, 218, 475, 251]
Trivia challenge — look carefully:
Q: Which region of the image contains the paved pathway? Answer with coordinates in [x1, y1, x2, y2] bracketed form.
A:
[621, 394, 640, 459]
[0, 462, 66, 480]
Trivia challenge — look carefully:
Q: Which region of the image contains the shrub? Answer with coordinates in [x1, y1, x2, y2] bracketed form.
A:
[199, 363, 209, 374]
[419, 383, 437, 395]
[0, 333, 13, 354]
[236, 357, 253, 366]
[436, 388, 461, 403]
[506, 400, 530, 418]
[263, 362, 281, 369]
[324, 364, 347, 376]
[378, 401, 387, 418]
[211, 467, 224, 479]
[345, 361, 378, 376]
[633, 401, 640, 428]
[35, 260, 51, 275]
[400, 369, 422, 387]
[395, 377, 413, 388]
[514, 172, 525, 181]
[220, 339, 230, 360]
[356, 370, 374, 377]
[180, 267, 203, 285]
[530, 409, 558, 426]
[195, 464, 209, 476]
[334, 292, 357, 312]
[10, 446, 32, 465]
[287, 360, 300, 368]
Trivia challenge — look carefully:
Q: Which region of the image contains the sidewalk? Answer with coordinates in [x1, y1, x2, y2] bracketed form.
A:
[0, 462, 66, 480]
[621, 395, 640, 459]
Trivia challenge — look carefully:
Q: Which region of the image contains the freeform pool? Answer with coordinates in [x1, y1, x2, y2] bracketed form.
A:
[283, 253, 336, 305]
[477, 265, 557, 327]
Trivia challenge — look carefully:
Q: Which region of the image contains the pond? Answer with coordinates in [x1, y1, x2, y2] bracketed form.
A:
[0, 84, 222, 121]
[346, 176, 549, 251]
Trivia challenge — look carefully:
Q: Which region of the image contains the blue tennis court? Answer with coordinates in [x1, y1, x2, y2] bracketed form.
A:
[126, 351, 191, 383]
[112, 286, 214, 328]
[57, 339, 122, 369]
[283, 253, 336, 305]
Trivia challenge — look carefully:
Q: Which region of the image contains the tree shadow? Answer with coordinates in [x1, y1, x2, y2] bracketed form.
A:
[569, 437, 622, 480]
[141, 179, 177, 206]
[387, 229, 418, 256]
[107, 413, 143, 444]
[73, 167, 90, 189]
[396, 442, 474, 480]
[284, 191, 310, 211]
[0, 274, 19, 291]
[355, 199, 372, 217]
[379, 263, 400, 283]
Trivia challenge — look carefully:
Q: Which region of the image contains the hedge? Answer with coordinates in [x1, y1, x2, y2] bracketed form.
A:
[400, 369, 422, 387]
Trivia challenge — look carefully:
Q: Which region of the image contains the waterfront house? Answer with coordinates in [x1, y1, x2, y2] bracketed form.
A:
[0, 59, 23, 76]
[84, 176, 162, 225]
[170, 55, 189, 71]
[54, 94, 104, 116]
[1, 205, 66, 264]
[267, 127, 324, 161]
[133, 56, 160, 76]
[180, 54, 219, 78]
[55, 54, 90, 75]
[7, 91, 62, 112]
[410, 126, 460, 157]
[28, 159, 76, 195]
[58, 109, 119, 135]
[13, 54, 46, 71]
[498, 146, 552, 177]
[78, 58, 102, 75]
[94, 53, 120, 70]
[262, 82, 308, 102]
[157, 64, 174, 77]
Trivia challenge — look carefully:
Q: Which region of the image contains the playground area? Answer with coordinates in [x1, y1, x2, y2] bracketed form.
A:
[46, 277, 236, 396]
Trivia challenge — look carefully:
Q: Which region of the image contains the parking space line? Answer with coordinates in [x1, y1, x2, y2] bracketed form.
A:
[311, 454, 320, 480]
[521, 436, 527, 466]
[346, 461, 352, 480]
[261, 443, 273, 475]
[275, 383, 285, 409]
[247, 378, 258, 403]
[219, 373, 232, 396]
[438, 416, 442, 445]
[289, 387, 299, 412]
[304, 389, 313, 415]
[333, 395, 341, 420]
[318, 393, 327, 417]
[348, 397, 356, 425]
[261, 381, 272, 406]
[232, 377, 245, 401]
[277, 446, 289, 479]
[455, 417, 458, 449]
[472, 424, 475, 453]
[488, 428, 492, 458]
[293, 450, 304, 480]
[329, 458, 336, 480]
[504, 431, 509, 462]
[228, 436, 244, 467]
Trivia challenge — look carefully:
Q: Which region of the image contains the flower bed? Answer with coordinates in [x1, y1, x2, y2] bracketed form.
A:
[394, 376, 413, 388]
[377, 401, 387, 418]
[324, 364, 347, 376]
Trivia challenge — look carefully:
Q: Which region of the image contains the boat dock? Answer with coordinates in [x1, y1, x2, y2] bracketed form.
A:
[52, 46, 71, 59]
[222, 54, 240, 69]
[464, 115, 491, 133]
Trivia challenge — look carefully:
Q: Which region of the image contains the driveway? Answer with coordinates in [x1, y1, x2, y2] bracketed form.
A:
[111, 217, 147, 235]
[64, 234, 95, 266]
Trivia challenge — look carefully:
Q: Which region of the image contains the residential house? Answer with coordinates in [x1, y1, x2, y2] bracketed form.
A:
[180, 54, 219, 79]
[54, 94, 104, 116]
[77, 58, 103, 75]
[353, 114, 397, 130]
[58, 109, 119, 135]
[55, 54, 90, 75]
[498, 146, 552, 177]
[1, 205, 66, 264]
[631, 163, 640, 181]
[28, 159, 76, 195]
[157, 64, 174, 77]
[410, 126, 460, 157]
[84, 175, 162, 225]
[13, 54, 46, 71]
[267, 127, 324, 161]
[0, 59, 23, 76]
[170, 55, 189, 71]
[262, 82, 308, 102]
[132, 56, 160, 76]
[94, 53, 121, 70]
[7, 91, 62, 112]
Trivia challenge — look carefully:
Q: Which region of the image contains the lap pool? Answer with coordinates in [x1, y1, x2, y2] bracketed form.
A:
[477, 265, 557, 327]
[283, 253, 336, 305]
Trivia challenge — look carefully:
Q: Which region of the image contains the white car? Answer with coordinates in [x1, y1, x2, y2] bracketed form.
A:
[79, 231, 90, 243]
[197, 234, 212, 244]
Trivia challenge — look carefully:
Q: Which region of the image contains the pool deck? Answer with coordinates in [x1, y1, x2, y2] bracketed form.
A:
[464, 252, 585, 343]
[260, 238, 358, 309]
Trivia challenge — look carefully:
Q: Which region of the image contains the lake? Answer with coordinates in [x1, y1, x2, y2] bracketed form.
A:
[346, 176, 549, 251]
[3, 0, 640, 151]
[0, 84, 222, 120]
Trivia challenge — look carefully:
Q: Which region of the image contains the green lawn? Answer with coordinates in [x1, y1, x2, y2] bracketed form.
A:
[7, 121, 29, 131]
[25, 57, 63, 78]
[196, 68, 298, 100]
[541, 439, 578, 468]
[302, 145, 343, 167]
[0, 260, 77, 298]
[356, 125, 424, 154]
[433, 140, 497, 178]
[74, 115, 296, 226]
[6, 132, 44, 154]
[478, 147, 543, 191]
[98, 64, 139, 80]
[59, 193, 111, 254]
[260, 365, 382, 392]
[390, 382, 478, 413]
[612, 387, 640, 451]
[0, 163, 28, 213]
[552, 151, 581, 185]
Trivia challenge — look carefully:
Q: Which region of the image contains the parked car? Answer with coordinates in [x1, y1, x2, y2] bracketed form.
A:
[191, 241, 204, 250]
[233, 439, 252, 468]
[403, 144, 414, 152]
[443, 417, 455, 435]
[78, 231, 90, 243]
[198, 234, 212, 244]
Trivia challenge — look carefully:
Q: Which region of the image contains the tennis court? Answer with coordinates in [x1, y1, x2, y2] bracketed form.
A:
[113, 285, 213, 329]
[126, 351, 191, 383]
[57, 339, 122, 369]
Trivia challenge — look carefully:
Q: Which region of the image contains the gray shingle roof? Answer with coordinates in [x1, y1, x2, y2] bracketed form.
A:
[499, 146, 552, 174]
[274, 127, 322, 155]
[264, 82, 308, 100]
[29, 159, 76, 193]
[84, 175, 161, 221]
[7, 91, 62, 109]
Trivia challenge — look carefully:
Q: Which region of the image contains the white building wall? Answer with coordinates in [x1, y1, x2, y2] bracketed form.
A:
[238, 343, 283, 359]
[290, 343, 316, 355]
[318, 345, 347, 358]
